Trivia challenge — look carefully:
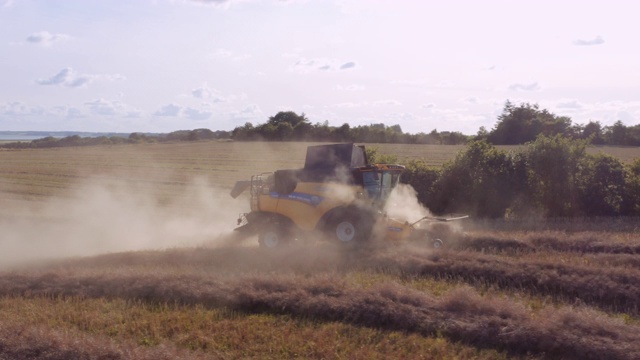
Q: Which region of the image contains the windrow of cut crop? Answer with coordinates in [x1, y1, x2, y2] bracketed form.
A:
[451, 232, 640, 255]
[0, 272, 639, 359]
[528, 234, 640, 254]
[367, 248, 640, 314]
[0, 320, 209, 360]
[32, 244, 640, 309]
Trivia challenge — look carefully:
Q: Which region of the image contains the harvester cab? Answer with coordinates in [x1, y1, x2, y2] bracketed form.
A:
[230, 143, 464, 249]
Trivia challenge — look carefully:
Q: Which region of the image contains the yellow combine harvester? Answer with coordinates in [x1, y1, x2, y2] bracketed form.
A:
[230, 143, 466, 249]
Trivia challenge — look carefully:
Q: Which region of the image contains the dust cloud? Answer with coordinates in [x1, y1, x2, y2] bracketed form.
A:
[383, 183, 431, 222]
[0, 174, 458, 269]
[382, 183, 465, 238]
[0, 178, 245, 268]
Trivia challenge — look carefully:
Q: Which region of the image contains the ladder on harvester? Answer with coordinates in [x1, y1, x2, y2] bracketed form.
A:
[250, 173, 273, 211]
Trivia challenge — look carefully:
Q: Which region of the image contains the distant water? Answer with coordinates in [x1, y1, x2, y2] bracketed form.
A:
[0, 135, 47, 141]
[0, 132, 130, 141]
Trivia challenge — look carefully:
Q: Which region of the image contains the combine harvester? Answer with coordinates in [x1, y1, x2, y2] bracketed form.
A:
[230, 143, 467, 249]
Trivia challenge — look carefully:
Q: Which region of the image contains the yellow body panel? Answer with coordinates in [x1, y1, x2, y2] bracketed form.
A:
[383, 217, 413, 241]
[257, 182, 362, 231]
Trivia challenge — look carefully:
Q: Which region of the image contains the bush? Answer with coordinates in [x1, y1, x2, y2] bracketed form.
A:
[430, 141, 521, 218]
[578, 154, 626, 216]
[524, 135, 588, 217]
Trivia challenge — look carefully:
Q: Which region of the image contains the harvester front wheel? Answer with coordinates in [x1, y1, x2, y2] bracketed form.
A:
[329, 213, 372, 246]
[258, 225, 288, 249]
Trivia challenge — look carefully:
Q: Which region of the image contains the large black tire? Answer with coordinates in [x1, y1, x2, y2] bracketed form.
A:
[327, 212, 373, 246]
[258, 224, 289, 249]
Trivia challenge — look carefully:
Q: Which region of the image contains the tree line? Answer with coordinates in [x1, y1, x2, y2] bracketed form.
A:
[3, 100, 639, 148]
[0, 129, 232, 149]
[372, 136, 640, 219]
[480, 101, 640, 146]
[231, 111, 467, 144]
[231, 103, 640, 146]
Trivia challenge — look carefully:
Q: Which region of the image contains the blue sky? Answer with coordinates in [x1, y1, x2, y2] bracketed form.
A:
[1, 0, 639, 135]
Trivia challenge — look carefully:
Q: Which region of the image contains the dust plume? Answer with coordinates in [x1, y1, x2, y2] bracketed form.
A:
[383, 183, 431, 222]
[0, 178, 244, 267]
[381, 183, 465, 243]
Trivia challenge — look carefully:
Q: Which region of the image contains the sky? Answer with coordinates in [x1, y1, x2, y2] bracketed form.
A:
[1, 0, 639, 135]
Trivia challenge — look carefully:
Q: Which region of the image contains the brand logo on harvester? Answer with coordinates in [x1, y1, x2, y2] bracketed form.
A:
[271, 192, 323, 207]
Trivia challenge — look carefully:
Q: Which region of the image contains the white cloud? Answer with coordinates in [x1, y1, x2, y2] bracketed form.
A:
[154, 104, 182, 117]
[460, 96, 478, 104]
[26, 31, 71, 47]
[373, 99, 402, 106]
[431, 107, 466, 115]
[37, 68, 87, 87]
[66, 107, 85, 118]
[339, 61, 356, 70]
[210, 48, 250, 61]
[420, 103, 435, 109]
[85, 99, 116, 116]
[36, 68, 124, 88]
[391, 79, 430, 86]
[290, 57, 357, 73]
[192, 0, 230, 3]
[508, 82, 541, 92]
[191, 84, 224, 102]
[84, 98, 132, 116]
[332, 102, 367, 108]
[229, 104, 262, 121]
[617, 111, 635, 124]
[336, 84, 365, 91]
[573, 36, 604, 46]
[0, 101, 44, 116]
[183, 107, 212, 120]
[125, 110, 142, 118]
[50, 105, 83, 118]
[185, 0, 234, 7]
[556, 99, 583, 109]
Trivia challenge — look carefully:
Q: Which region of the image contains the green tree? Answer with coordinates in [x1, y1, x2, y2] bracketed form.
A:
[578, 154, 626, 216]
[581, 121, 605, 144]
[622, 158, 640, 215]
[525, 135, 588, 217]
[232, 122, 257, 140]
[334, 123, 353, 142]
[268, 111, 309, 128]
[274, 122, 294, 141]
[604, 121, 628, 145]
[488, 101, 572, 144]
[292, 121, 314, 140]
[628, 125, 640, 146]
[432, 141, 519, 217]
[400, 160, 441, 210]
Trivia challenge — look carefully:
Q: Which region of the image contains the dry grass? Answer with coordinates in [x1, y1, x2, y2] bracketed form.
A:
[0, 296, 508, 360]
[1, 140, 639, 358]
[1, 252, 639, 359]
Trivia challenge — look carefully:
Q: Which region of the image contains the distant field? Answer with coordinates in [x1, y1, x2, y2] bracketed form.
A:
[1, 141, 638, 204]
[0, 140, 639, 359]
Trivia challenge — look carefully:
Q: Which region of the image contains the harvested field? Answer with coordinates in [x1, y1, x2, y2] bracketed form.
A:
[0, 140, 639, 359]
